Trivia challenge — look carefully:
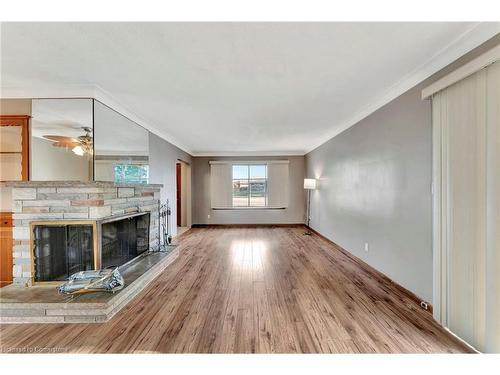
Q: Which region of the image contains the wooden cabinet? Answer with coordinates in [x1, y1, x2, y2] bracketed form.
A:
[0, 212, 13, 287]
[0, 115, 30, 181]
[0, 115, 30, 287]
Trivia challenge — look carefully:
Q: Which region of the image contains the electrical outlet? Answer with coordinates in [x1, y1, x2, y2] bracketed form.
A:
[364, 242, 369, 252]
[207, 214, 211, 219]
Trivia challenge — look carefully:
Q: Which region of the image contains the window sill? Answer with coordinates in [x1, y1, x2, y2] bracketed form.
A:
[212, 207, 286, 210]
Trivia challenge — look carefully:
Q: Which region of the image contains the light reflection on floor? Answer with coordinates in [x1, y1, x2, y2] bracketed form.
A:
[230, 239, 268, 272]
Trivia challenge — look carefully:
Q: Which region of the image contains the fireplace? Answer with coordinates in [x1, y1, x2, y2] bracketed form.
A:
[30, 212, 150, 283]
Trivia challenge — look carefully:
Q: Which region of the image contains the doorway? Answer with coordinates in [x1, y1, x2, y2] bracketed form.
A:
[175, 160, 191, 236]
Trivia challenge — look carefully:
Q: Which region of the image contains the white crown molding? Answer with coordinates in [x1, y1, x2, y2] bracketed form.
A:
[0, 84, 194, 156]
[191, 150, 305, 157]
[209, 160, 289, 164]
[422, 43, 500, 98]
[305, 22, 500, 154]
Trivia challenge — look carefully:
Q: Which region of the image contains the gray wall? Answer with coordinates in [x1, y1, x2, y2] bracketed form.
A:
[306, 85, 433, 301]
[192, 155, 305, 225]
[305, 34, 500, 303]
[148, 132, 192, 235]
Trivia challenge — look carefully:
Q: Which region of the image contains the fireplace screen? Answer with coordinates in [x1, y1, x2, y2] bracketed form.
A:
[32, 224, 95, 282]
[31, 213, 150, 283]
[101, 213, 150, 269]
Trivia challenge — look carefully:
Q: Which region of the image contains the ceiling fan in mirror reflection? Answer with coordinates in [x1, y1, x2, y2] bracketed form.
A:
[43, 126, 93, 156]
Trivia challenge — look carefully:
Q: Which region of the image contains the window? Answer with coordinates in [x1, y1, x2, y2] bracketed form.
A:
[114, 164, 149, 184]
[232, 164, 267, 207]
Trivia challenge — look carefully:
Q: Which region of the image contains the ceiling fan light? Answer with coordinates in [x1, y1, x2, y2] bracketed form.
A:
[72, 145, 84, 156]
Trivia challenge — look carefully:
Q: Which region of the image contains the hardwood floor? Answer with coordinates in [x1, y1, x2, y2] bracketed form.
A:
[0, 226, 471, 353]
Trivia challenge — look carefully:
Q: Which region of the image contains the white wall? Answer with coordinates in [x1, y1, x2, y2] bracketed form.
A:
[192, 156, 305, 225]
[31, 137, 91, 181]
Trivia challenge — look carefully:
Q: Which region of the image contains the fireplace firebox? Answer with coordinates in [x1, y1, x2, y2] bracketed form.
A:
[30, 212, 151, 283]
[32, 222, 97, 282]
[101, 213, 150, 269]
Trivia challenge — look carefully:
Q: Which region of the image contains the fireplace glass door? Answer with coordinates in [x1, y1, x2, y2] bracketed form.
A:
[101, 213, 150, 269]
[32, 224, 95, 282]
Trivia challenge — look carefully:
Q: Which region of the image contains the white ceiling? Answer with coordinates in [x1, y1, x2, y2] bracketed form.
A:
[1, 22, 498, 155]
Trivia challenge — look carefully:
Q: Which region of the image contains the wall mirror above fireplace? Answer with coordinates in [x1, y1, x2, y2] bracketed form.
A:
[29, 98, 150, 183]
[31, 98, 94, 181]
[93, 101, 149, 184]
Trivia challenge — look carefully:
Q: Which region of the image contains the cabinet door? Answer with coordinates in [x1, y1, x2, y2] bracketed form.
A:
[0, 213, 13, 287]
[0, 115, 30, 287]
[0, 115, 30, 181]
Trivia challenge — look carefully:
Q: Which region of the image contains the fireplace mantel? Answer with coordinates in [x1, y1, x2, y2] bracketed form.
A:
[4, 181, 163, 188]
[7, 181, 162, 286]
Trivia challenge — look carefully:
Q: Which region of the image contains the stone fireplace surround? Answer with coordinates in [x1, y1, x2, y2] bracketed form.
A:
[5, 181, 162, 286]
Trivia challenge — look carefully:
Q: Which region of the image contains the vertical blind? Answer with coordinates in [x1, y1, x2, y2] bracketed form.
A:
[431, 60, 499, 352]
[210, 161, 289, 209]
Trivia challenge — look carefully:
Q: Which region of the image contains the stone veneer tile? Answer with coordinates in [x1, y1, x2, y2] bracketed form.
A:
[22, 206, 49, 213]
[14, 213, 64, 220]
[57, 187, 105, 193]
[37, 187, 56, 193]
[22, 200, 70, 207]
[12, 200, 22, 213]
[63, 213, 90, 219]
[111, 209, 125, 216]
[13, 244, 30, 252]
[139, 204, 158, 212]
[50, 206, 88, 213]
[88, 192, 118, 199]
[1, 316, 64, 323]
[13, 227, 29, 240]
[118, 188, 135, 198]
[13, 277, 31, 287]
[12, 188, 37, 200]
[13, 239, 29, 245]
[13, 219, 35, 227]
[103, 198, 128, 205]
[89, 205, 112, 218]
[13, 265, 22, 278]
[38, 193, 88, 200]
[15, 258, 31, 265]
[126, 196, 153, 203]
[71, 199, 104, 207]
[1, 309, 47, 317]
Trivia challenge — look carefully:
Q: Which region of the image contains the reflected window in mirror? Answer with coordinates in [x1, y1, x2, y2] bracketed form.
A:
[93, 100, 149, 183]
[114, 164, 149, 184]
